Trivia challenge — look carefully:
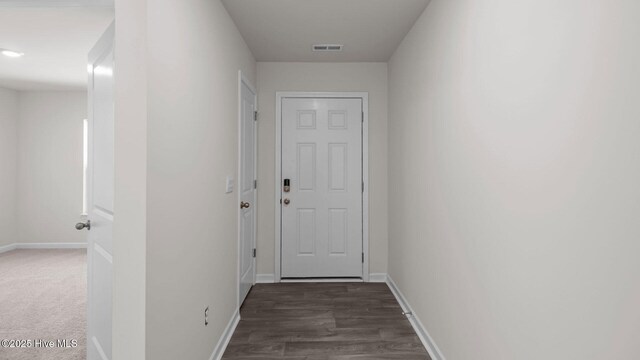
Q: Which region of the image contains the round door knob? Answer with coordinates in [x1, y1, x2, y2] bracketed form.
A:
[283, 198, 290, 205]
[75, 220, 91, 231]
[240, 201, 251, 209]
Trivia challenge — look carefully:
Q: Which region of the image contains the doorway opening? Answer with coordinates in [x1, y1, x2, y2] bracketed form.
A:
[0, 5, 114, 360]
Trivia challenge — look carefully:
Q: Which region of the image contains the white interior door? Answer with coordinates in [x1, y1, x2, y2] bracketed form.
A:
[281, 97, 363, 278]
[84, 23, 114, 360]
[238, 75, 257, 304]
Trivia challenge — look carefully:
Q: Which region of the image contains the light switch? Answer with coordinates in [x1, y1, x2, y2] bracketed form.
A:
[225, 176, 234, 193]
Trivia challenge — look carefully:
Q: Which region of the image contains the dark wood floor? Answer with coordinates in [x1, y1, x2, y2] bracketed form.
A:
[222, 282, 431, 360]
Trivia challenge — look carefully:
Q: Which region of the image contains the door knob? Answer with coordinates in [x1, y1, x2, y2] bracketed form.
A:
[75, 220, 91, 231]
[283, 198, 290, 205]
[240, 201, 251, 209]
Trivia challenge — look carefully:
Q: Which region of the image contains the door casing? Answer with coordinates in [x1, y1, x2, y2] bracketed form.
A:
[274, 92, 369, 282]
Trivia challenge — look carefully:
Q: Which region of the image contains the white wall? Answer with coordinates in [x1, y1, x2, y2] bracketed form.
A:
[17, 91, 86, 245]
[144, 1, 255, 359]
[388, 1, 640, 359]
[0, 90, 84, 249]
[0, 88, 18, 248]
[256, 62, 389, 276]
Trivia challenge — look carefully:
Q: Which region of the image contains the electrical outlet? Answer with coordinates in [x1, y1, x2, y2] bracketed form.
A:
[204, 306, 209, 326]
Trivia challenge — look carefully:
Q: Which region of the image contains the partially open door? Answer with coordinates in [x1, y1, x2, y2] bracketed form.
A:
[82, 22, 114, 360]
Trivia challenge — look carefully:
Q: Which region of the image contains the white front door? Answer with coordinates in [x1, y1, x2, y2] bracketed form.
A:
[238, 75, 257, 304]
[281, 97, 363, 278]
[85, 23, 114, 360]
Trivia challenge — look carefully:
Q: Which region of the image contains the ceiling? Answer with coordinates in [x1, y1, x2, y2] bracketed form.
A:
[0, 1, 429, 90]
[222, 0, 431, 62]
[0, 6, 114, 91]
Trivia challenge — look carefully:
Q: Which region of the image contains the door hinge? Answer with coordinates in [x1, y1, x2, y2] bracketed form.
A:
[254, 179, 257, 189]
[362, 252, 365, 263]
[254, 111, 258, 121]
[253, 248, 256, 258]
[362, 112, 364, 123]
[362, 182, 364, 192]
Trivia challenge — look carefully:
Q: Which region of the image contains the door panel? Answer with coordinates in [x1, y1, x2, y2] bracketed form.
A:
[328, 143, 347, 191]
[328, 208, 347, 255]
[239, 78, 257, 305]
[86, 23, 114, 360]
[281, 98, 363, 278]
[297, 209, 316, 255]
[297, 144, 316, 191]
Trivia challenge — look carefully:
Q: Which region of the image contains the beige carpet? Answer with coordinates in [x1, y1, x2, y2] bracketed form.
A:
[0, 249, 86, 360]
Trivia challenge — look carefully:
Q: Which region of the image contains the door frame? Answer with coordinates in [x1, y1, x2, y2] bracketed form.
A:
[274, 92, 369, 282]
[237, 71, 258, 307]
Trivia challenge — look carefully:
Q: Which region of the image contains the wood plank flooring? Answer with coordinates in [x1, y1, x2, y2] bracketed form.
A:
[222, 282, 430, 360]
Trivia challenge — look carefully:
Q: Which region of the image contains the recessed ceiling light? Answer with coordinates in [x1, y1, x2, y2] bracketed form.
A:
[1, 49, 25, 58]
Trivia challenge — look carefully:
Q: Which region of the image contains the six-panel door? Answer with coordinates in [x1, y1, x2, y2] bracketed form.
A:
[281, 98, 363, 278]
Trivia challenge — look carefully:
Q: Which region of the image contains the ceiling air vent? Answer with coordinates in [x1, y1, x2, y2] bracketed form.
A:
[312, 44, 343, 52]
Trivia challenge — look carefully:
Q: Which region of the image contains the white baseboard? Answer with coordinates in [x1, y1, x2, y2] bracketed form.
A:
[17, 243, 87, 249]
[369, 273, 388, 282]
[386, 275, 446, 360]
[209, 309, 240, 360]
[0, 243, 18, 254]
[258, 273, 388, 283]
[0, 242, 87, 253]
[280, 278, 364, 283]
[256, 274, 275, 283]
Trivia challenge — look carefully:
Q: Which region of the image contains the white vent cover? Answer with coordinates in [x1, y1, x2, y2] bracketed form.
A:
[312, 44, 344, 52]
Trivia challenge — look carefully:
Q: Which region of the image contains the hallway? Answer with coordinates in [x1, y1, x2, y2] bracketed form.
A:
[2, 1, 639, 359]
